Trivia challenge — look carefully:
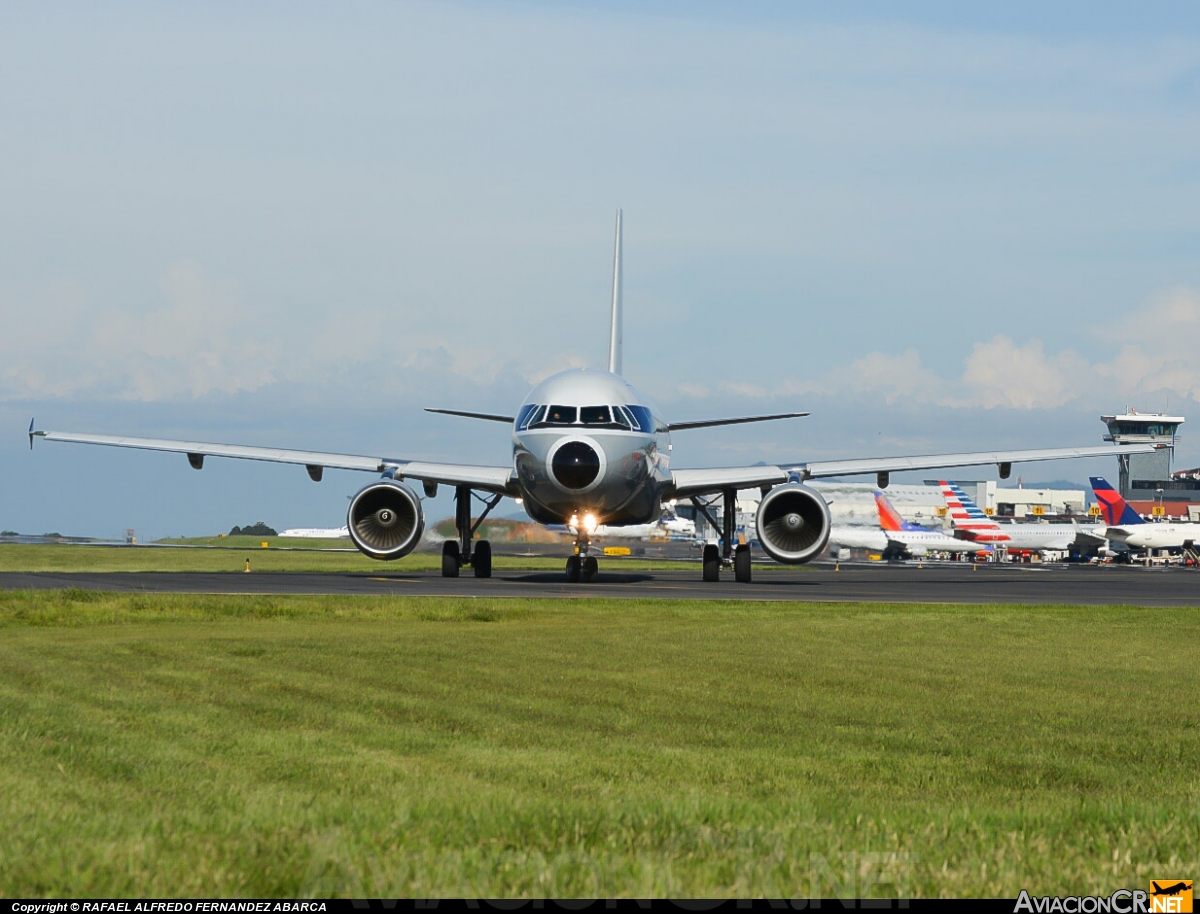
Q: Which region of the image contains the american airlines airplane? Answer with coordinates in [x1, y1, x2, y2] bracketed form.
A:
[1090, 477, 1200, 550]
[939, 481, 1084, 552]
[827, 491, 988, 559]
[30, 213, 1153, 583]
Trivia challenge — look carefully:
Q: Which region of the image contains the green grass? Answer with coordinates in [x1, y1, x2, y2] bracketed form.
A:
[0, 591, 1196, 897]
[0, 543, 699, 574]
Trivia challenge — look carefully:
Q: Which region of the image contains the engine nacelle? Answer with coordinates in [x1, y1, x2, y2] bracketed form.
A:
[756, 482, 832, 564]
[347, 480, 425, 560]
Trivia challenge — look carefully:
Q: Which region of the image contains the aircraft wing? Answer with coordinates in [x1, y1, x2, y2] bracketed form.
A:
[668, 466, 789, 498]
[31, 429, 516, 494]
[668, 444, 1154, 498]
[797, 445, 1155, 480]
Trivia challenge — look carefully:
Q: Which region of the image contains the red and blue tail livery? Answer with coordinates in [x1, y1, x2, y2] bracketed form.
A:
[938, 480, 1011, 543]
[1089, 477, 1145, 526]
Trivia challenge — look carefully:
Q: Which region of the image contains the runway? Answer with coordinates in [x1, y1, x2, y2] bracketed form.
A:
[3, 563, 1199, 605]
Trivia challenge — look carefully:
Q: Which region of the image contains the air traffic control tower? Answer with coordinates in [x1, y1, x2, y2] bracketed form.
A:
[1101, 411, 1183, 499]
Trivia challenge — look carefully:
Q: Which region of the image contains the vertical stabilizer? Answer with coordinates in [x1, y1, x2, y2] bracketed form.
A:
[1089, 477, 1146, 526]
[874, 492, 909, 532]
[608, 209, 623, 375]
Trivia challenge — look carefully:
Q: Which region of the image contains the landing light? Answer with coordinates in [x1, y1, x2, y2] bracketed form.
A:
[514, 498, 523, 505]
[583, 513, 598, 533]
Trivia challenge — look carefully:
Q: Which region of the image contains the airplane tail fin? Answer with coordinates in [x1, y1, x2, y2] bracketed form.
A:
[607, 209, 623, 375]
[1089, 477, 1145, 526]
[939, 480, 1007, 541]
[874, 491, 909, 532]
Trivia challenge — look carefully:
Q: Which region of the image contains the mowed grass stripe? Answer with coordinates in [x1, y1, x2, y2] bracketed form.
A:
[0, 591, 1196, 897]
[0, 543, 700, 574]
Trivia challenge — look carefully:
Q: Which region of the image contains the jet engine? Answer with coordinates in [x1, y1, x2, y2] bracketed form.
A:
[755, 482, 832, 564]
[347, 480, 425, 560]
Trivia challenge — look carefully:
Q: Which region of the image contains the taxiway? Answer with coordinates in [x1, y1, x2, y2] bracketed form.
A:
[2, 564, 1198, 606]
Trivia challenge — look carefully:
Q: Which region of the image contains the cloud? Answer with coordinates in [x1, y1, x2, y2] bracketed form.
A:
[957, 336, 1092, 409]
[0, 263, 579, 405]
[0, 264, 279, 401]
[762, 287, 1200, 413]
[1093, 288, 1200, 401]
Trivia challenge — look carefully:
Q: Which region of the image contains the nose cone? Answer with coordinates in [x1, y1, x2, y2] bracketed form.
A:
[552, 440, 601, 489]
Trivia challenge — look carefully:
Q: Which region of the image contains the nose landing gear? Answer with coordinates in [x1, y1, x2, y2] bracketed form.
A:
[565, 531, 599, 583]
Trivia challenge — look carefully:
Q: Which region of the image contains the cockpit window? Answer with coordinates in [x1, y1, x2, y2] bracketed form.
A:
[626, 405, 654, 432]
[579, 405, 612, 425]
[516, 404, 539, 429]
[532, 405, 577, 427]
[522, 403, 644, 430]
[518, 404, 545, 430]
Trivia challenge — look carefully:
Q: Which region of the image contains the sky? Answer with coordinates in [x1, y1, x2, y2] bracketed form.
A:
[2, 1, 1199, 538]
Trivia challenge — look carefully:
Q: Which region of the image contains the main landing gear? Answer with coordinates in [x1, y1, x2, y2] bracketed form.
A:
[692, 488, 753, 584]
[564, 532, 599, 583]
[441, 486, 501, 578]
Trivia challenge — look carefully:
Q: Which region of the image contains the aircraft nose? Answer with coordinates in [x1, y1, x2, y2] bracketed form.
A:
[552, 440, 601, 489]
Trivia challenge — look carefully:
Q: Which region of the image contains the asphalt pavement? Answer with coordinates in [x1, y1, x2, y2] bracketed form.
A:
[2, 563, 1198, 605]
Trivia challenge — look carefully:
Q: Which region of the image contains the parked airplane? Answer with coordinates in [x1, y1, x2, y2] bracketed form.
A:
[29, 213, 1153, 584]
[558, 508, 696, 541]
[1090, 477, 1200, 550]
[938, 481, 1083, 551]
[278, 526, 350, 538]
[828, 491, 988, 559]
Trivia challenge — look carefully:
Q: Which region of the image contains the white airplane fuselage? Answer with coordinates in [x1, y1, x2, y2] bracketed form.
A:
[512, 369, 673, 528]
[829, 526, 986, 556]
[958, 524, 1080, 551]
[1104, 521, 1200, 550]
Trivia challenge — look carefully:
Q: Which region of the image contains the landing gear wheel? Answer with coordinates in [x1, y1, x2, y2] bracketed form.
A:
[702, 544, 720, 582]
[734, 544, 752, 583]
[565, 555, 582, 583]
[582, 556, 598, 583]
[473, 539, 492, 578]
[441, 540, 460, 578]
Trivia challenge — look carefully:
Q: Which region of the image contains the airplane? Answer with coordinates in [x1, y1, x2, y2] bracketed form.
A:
[1150, 882, 1191, 897]
[938, 481, 1085, 552]
[555, 507, 696, 541]
[595, 512, 696, 541]
[1090, 477, 1200, 551]
[278, 526, 350, 538]
[827, 491, 988, 559]
[29, 212, 1155, 584]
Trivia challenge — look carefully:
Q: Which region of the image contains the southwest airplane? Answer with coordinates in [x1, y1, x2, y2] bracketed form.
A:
[938, 481, 1085, 551]
[827, 491, 988, 559]
[30, 213, 1153, 583]
[1090, 477, 1200, 550]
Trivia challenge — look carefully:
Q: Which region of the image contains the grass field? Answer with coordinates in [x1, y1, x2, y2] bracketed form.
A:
[0, 590, 1196, 898]
[0, 542, 702, 574]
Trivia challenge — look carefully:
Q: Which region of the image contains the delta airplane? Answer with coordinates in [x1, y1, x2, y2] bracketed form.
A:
[30, 213, 1153, 584]
[939, 481, 1085, 552]
[828, 491, 988, 559]
[1091, 477, 1200, 550]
